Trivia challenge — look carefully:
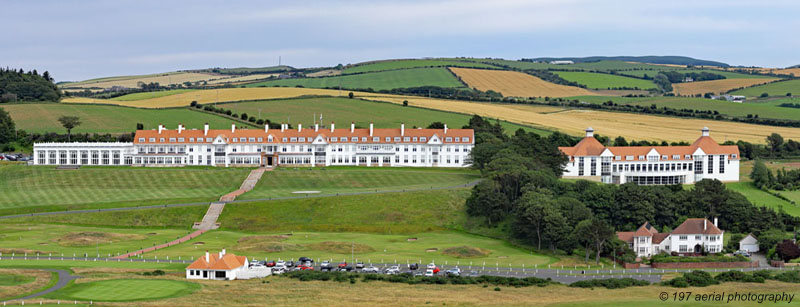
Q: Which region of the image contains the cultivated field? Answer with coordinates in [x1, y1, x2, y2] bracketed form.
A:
[2, 103, 240, 134]
[730, 79, 800, 97]
[449, 67, 596, 98]
[60, 72, 220, 89]
[204, 73, 276, 85]
[342, 59, 498, 74]
[110, 89, 196, 101]
[618, 69, 774, 80]
[218, 97, 544, 134]
[672, 78, 779, 96]
[246, 67, 466, 91]
[0, 165, 250, 211]
[239, 167, 480, 200]
[362, 93, 800, 143]
[553, 71, 657, 89]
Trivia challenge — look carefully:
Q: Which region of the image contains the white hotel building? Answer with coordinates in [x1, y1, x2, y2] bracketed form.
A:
[33, 123, 474, 168]
[558, 127, 739, 185]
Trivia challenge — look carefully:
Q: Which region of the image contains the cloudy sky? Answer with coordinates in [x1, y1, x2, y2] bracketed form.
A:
[1, 0, 798, 81]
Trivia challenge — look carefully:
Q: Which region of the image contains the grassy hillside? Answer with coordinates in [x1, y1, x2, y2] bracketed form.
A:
[570, 95, 800, 121]
[672, 78, 779, 96]
[342, 59, 498, 74]
[218, 97, 547, 134]
[553, 71, 656, 89]
[3, 103, 241, 134]
[245, 68, 466, 91]
[459, 59, 673, 71]
[109, 89, 196, 101]
[0, 165, 250, 211]
[730, 79, 800, 97]
[239, 167, 480, 200]
[617, 69, 773, 79]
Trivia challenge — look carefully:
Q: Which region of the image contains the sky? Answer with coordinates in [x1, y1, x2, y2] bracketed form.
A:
[1, 0, 798, 82]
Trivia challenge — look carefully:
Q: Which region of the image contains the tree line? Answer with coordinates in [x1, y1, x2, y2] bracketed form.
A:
[0, 68, 62, 102]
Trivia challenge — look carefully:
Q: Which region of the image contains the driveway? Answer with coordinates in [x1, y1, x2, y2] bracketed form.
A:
[749, 252, 770, 268]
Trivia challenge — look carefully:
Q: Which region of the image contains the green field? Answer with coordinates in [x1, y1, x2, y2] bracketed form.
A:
[0, 259, 185, 270]
[0, 224, 194, 257]
[246, 67, 466, 91]
[0, 165, 249, 211]
[2, 103, 240, 134]
[569, 95, 800, 121]
[342, 59, 498, 74]
[218, 97, 548, 134]
[617, 69, 773, 79]
[553, 71, 656, 89]
[730, 79, 800, 97]
[458, 59, 673, 71]
[726, 182, 800, 217]
[0, 273, 34, 286]
[110, 89, 196, 101]
[239, 167, 480, 200]
[46, 279, 200, 302]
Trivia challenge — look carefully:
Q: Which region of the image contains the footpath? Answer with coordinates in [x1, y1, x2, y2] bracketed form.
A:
[113, 167, 268, 259]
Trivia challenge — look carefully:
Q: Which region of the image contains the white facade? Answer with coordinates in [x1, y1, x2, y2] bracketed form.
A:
[621, 219, 724, 258]
[739, 234, 759, 253]
[186, 249, 251, 281]
[33, 123, 474, 168]
[560, 127, 740, 185]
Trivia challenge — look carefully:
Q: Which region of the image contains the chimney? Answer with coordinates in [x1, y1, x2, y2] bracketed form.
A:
[444, 124, 448, 134]
[350, 122, 355, 133]
[585, 127, 594, 138]
[369, 122, 373, 136]
[281, 123, 285, 132]
[205, 251, 209, 262]
[330, 122, 335, 133]
[401, 123, 405, 136]
[264, 125, 269, 133]
[222, 248, 226, 255]
[203, 123, 209, 136]
[714, 217, 718, 227]
[178, 124, 184, 134]
[231, 123, 236, 133]
[701, 127, 710, 137]
[704, 219, 707, 231]
[315, 124, 319, 132]
[158, 124, 164, 134]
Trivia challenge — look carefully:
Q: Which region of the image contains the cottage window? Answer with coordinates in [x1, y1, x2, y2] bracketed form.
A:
[679, 245, 688, 252]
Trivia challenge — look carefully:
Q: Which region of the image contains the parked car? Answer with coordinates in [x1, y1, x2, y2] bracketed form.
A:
[298, 257, 313, 264]
[424, 269, 435, 277]
[250, 262, 266, 269]
[272, 267, 286, 275]
[445, 268, 461, 276]
[297, 265, 314, 271]
[362, 266, 380, 273]
[356, 262, 365, 269]
[385, 265, 400, 275]
[320, 261, 333, 271]
[426, 263, 436, 270]
[338, 262, 348, 269]
[285, 260, 295, 268]
[266, 260, 276, 267]
[408, 263, 419, 270]
[734, 250, 751, 257]
[276, 260, 286, 267]
[468, 271, 479, 277]
[414, 271, 424, 277]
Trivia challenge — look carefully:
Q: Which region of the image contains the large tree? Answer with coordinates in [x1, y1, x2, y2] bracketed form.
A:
[573, 219, 594, 262]
[0, 107, 15, 144]
[514, 191, 554, 250]
[465, 180, 509, 227]
[750, 160, 772, 189]
[584, 218, 615, 264]
[58, 116, 81, 142]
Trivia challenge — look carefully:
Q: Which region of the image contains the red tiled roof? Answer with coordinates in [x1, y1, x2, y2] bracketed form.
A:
[187, 251, 246, 270]
[633, 222, 658, 237]
[671, 218, 723, 235]
[617, 232, 634, 243]
[558, 130, 739, 160]
[558, 137, 605, 157]
[653, 233, 670, 244]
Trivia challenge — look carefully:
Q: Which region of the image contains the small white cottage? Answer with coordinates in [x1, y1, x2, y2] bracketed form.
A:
[186, 249, 248, 280]
[739, 233, 759, 253]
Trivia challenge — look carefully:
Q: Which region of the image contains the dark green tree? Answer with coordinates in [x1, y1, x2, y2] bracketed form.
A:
[426, 121, 445, 129]
[0, 107, 15, 144]
[750, 160, 772, 189]
[57, 116, 81, 142]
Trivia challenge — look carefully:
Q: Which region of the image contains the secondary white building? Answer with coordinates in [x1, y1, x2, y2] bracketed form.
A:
[186, 249, 249, 280]
[558, 127, 739, 185]
[33, 123, 474, 168]
[739, 233, 759, 253]
[617, 218, 724, 258]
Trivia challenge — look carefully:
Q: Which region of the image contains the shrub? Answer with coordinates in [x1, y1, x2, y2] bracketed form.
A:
[772, 271, 800, 283]
[662, 271, 719, 287]
[190, 101, 197, 107]
[760, 93, 769, 98]
[714, 271, 764, 283]
[570, 278, 650, 289]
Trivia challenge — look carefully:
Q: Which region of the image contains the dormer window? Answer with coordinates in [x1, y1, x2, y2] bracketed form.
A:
[373, 137, 379, 142]
[394, 137, 401, 142]
[462, 137, 469, 142]
[138, 138, 145, 142]
[662, 155, 668, 160]
[361, 137, 367, 142]
[638, 155, 645, 160]
[731, 154, 737, 159]
[206, 138, 212, 142]
[626, 155, 634, 161]
[385, 137, 391, 142]
[421, 137, 427, 142]
[257, 138, 262, 142]
[249, 137, 255, 142]
[614, 155, 621, 160]
[290, 137, 297, 142]
[412, 137, 418, 142]
[282, 137, 288, 142]
[331, 137, 338, 142]
[445, 137, 453, 142]
[672, 155, 680, 160]
[403, 137, 410, 142]
[159, 138, 165, 142]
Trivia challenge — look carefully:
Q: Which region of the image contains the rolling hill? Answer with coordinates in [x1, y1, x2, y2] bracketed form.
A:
[523, 56, 729, 67]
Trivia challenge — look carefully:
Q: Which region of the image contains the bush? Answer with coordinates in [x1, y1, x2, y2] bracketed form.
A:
[284, 271, 553, 288]
[662, 271, 719, 288]
[714, 271, 765, 283]
[651, 254, 749, 263]
[570, 278, 650, 289]
[190, 101, 197, 107]
[761, 93, 769, 98]
[772, 271, 800, 283]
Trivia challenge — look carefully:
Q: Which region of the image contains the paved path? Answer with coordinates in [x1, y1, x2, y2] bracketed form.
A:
[219, 167, 268, 202]
[112, 229, 207, 259]
[3, 269, 80, 302]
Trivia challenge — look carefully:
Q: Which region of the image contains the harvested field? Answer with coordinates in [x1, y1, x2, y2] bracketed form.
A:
[307, 241, 375, 254]
[449, 67, 596, 98]
[55, 232, 148, 247]
[306, 69, 342, 77]
[205, 73, 277, 85]
[362, 94, 800, 143]
[672, 78, 779, 95]
[61, 72, 219, 89]
[442, 246, 490, 258]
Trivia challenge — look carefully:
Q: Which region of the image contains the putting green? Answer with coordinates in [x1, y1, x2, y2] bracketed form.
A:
[47, 279, 200, 302]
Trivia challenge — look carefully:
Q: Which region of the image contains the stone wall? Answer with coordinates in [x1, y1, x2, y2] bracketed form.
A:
[652, 261, 757, 269]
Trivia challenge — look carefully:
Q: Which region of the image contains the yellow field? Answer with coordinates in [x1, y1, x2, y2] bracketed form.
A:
[362, 93, 800, 143]
[449, 67, 597, 98]
[205, 74, 277, 85]
[62, 87, 359, 108]
[672, 78, 779, 95]
[306, 69, 342, 77]
[61, 72, 221, 89]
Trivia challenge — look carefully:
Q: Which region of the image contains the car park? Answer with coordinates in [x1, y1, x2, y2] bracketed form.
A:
[356, 262, 365, 269]
[445, 268, 461, 276]
[408, 263, 419, 270]
[362, 266, 380, 273]
[285, 260, 295, 268]
[384, 265, 400, 275]
[424, 269, 435, 277]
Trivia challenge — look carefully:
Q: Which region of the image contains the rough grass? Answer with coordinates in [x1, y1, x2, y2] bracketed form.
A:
[240, 167, 480, 200]
[553, 71, 656, 90]
[0, 165, 249, 210]
[45, 279, 200, 302]
[449, 67, 597, 98]
[0, 272, 34, 286]
[246, 67, 466, 91]
[9, 205, 208, 228]
[342, 59, 499, 74]
[220, 97, 544, 134]
[672, 78, 779, 96]
[730, 79, 800, 97]
[0, 269, 53, 300]
[442, 246, 490, 258]
[307, 241, 375, 254]
[55, 232, 148, 247]
[2, 103, 238, 134]
[234, 235, 303, 253]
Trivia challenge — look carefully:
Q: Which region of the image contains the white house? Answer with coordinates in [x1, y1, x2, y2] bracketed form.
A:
[33, 123, 474, 168]
[187, 249, 249, 280]
[739, 233, 759, 253]
[559, 127, 740, 185]
[549, 60, 574, 65]
[617, 218, 724, 258]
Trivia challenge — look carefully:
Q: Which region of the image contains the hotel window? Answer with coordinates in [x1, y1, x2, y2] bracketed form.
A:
[718, 155, 725, 173]
[149, 138, 156, 142]
[385, 137, 391, 142]
[615, 156, 621, 161]
[282, 138, 288, 142]
[257, 138, 263, 142]
[404, 146, 408, 152]
[673, 155, 680, 160]
[638, 155, 645, 160]
[351, 137, 358, 142]
[454, 157, 459, 164]
[707, 155, 713, 174]
[626, 155, 634, 161]
[445, 137, 452, 142]
[299, 137, 306, 142]
[394, 137, 401, 142]
[463, 137, 469, 142]
[178, 138, 185, 142]
[206, 138, 212, 142]
[601, 157, 610, 176]
[662, 155, 668, 160]
[81, 151, 88, 164]
[590, 158, 596, 176]
[160, 138, 165, 142]
[372, 137, 379, 142]
[421, 137, 427, 142]
[139, 138, 145, 142]
[189, 138, 194, 142]
[446, 156, 451, 164]
[290, 138, 297, 142]
[413, 146, 417, 152]
[332, 137, 338, 142]
[91, 151, 99, 165]
[248, 137, 255, 142]
[403, 137, 410, 142]
[694, 158, 703, 174]
[360, 137, 366, 142]
[578, 157, 585, 176]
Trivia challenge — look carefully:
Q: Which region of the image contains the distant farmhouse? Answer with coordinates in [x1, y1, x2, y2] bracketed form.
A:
[558, 127, 739, 185]
[617, 218, 724, 258]
[549, 60, 574, 65]
[33, 123, 474, 168]
[711, 95, 746, 103]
